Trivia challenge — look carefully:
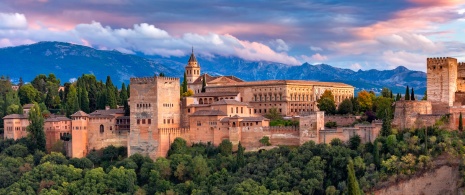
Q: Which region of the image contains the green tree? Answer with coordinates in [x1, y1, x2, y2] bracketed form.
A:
[373, 140, 380, 168]
[405, 86, 410, 100]
[230, 179, 270, 195]
[318, 97, 336, 114]
[27, 103, 46, 151]
[422, 89, 427, 100]
[182, 72, 188, 94]
[381, 116, 392, 136]
[411, 88, 415, 100]
[66, 85, 80, 117]
[201, 75, 206, 93]
[380, 87, 391, 98]
[219, 139, 233, 156]
[236, 142, 245, 168]
[120, 83, 129, 116]
[106, 76, 117, 108]
[338, 98, 353, 114]
[265, 107, 282, 120]
[79, 86, 90, 113]
[259, 136, 271, 146]
[18, 84, 40, 105]
[347, 160, 361, 195]
[349, 135, 361, 150]
[459, 112, 463, 131]
[374, 96, 393, 120]
[168, 138, 188, 156]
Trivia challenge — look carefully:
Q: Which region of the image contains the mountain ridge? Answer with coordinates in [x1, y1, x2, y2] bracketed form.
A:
[0, 41, 426, 94]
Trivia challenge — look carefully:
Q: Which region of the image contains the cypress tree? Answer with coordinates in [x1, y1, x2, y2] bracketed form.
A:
[411, 88, 415, 100]
[422, 89, 427, 100]
[347, 160, 361, 195]
[27, 103, 46, 152]
[459, 112, 463, 131]
[66, 85, 80, 117]
[201, 75, 206, 93]
[373, 140, 380, 168]
[390, 91, 393, 99]
[127, 85, 130, 98]
[80, 86, 90, 113]
[120, 83, 129, 116]
[381, 115, 392, 136]
[405, 86, 410, 100]
[236, 142, 245, 168]
[182, 72, 188, 94]
[105, 76, 117, 109]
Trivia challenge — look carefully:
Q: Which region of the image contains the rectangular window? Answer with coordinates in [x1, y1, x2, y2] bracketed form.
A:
[197, 121, 201, 126]
[142, 119, 146, 124]
[137, 119, 140, 124]
[231, 107, 233, 113]
[148, 119, 151, 124]
[241, 107, 243, 113]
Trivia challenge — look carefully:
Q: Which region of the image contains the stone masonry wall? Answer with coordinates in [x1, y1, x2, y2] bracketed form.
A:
[325, 115, 358, 127]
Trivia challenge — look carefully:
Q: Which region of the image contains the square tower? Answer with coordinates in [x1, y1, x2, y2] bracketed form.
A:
[129, 76, 181, 159]
[427, 57, 458, 106]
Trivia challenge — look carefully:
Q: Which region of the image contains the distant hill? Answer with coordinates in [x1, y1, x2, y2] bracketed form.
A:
[0, 41, 426, 95]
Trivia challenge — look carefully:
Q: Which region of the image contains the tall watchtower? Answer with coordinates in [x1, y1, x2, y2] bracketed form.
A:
[427, 57, 458, 106]
[128, 76, 181, 159]
[185, 48, 200, 84]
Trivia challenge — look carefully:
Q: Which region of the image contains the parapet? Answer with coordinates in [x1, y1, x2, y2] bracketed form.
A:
[459, 62, 465, 67]
[427, 57, 457, 64]
[154, 76, 180, 81]
[130, 77, 156, 84]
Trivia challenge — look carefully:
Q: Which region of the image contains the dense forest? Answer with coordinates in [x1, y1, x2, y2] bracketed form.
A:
[0, 124, 464, 194]
[0, 74, 461, 194]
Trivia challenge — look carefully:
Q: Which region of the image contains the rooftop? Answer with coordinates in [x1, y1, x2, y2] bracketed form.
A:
[193, 91, 239, 97]
[206, 79, 353, 88]
[70, 110, 89, 117]
[3, 114, 28, 119]
[211, 99, 251, 106]
[220, 116, 269, 122]
[191, 110, 228, 116]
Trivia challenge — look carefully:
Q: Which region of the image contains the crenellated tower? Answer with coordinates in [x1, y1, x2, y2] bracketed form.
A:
[185, 48, 200, 84]
[457, 62, 465, 92]
[426, 57, 458, 106]
[128, 76, 181, 159]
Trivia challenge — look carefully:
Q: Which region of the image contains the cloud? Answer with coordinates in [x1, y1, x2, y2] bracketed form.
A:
[0, 13, 28, 29]
[0, 17, 301, 65]
[311, 53, 328, 61]
[310, 46, 322, 51]
[382, 50, 426, 70]
[350, 63, 362, 70]
[268, 39, 289, 52]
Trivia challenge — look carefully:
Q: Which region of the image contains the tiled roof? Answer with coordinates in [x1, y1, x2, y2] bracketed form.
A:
[71, 110, 89, 117]
[192, 74, 244, 85]
[206, 80, 353, 88]
[90, 109, 125, 116]
[211, 99, 250, 106]
[45, 116, 71, 122]
[188, 52, 197, 63]
[220, 116, 268, 122]
[191, 110, 227, 116]
[193, 92, 239, 97]
[3, 114, 28, 119]
[23, 104, 34, 109]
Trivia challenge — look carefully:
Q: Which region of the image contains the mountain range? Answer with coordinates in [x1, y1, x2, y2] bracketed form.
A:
[0, 41, 426, 95]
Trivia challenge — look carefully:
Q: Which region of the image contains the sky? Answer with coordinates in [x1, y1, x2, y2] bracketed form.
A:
[0, 0, 464, 71]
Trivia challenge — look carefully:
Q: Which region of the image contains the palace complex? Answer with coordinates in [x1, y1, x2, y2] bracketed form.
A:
[3, 50, 384, 159]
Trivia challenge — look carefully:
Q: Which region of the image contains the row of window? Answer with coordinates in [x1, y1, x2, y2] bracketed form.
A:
[186, 69, 199, 75]
[163, 103, 174, 107]
[164, 119, 174, 124]
[137, 103, 151, 108]
[230, 107, 251, 114]
[5, 127, 26, 131]
[137, 119, 152, 125]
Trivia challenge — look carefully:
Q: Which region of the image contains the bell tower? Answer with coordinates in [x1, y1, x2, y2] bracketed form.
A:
[185, 47, 200, 84]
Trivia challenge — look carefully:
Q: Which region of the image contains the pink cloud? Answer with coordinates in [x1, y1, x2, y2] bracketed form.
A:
[311, 53, 328, 61]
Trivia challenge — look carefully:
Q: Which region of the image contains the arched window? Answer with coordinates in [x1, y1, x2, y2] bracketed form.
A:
[100, 125, 104, 133]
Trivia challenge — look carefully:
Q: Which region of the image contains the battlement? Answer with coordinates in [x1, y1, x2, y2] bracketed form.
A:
[155, 76, 180, 81]
[130, 76, 180, 84]
[459, 62, 465, 67]
[427, 57, 458, 65]
[159, 127, 190, 135]
[263, 126, 299, 131]
[130, 77, 155, 84]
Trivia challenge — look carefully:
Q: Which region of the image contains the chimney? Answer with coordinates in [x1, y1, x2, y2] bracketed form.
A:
[105, 106, 110, 110]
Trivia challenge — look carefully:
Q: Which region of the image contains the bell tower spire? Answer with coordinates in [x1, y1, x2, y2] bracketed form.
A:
[185, 47, 200, 85]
